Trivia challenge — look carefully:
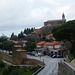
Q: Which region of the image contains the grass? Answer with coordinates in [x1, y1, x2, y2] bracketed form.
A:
[1, 66, 41, 75]
[0, 58, 41, 75]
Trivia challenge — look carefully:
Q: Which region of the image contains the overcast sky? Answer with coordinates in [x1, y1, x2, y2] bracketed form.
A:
[0, 0, 75, 37]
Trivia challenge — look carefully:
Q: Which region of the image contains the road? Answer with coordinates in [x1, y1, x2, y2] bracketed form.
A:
[27, 55, 64, 75]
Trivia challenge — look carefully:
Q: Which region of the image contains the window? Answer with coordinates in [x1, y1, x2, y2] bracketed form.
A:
[44, 45, 46, 48]
[37, 45, 41, 47]
[55, 45, 61, 48]
[47, 45, 53, 48]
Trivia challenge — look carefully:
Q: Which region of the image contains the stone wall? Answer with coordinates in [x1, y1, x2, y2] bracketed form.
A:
[58, 61, 75, 75]
[13, 49, 27, 65]
[0, 51, 13, 63]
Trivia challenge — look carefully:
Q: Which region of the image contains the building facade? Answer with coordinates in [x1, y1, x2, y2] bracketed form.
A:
[44, 13, 66, 27]
[35, 41, 66, 57]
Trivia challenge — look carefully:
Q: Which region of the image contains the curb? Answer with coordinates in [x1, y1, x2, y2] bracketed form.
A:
[33, 64, 44, 75]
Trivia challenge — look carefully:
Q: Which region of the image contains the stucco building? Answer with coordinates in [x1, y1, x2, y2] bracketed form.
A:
[35, 41, 66, 57]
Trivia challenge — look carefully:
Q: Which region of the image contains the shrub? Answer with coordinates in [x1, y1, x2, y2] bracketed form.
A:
[0, 59, 5, 68]
[2, 68, 9, 75]
[11, 70, 20, 75]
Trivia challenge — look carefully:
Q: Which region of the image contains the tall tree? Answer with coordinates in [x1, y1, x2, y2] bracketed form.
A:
[18, 31, 25, 40]
[3, 41, 14, 53]
[0, 35, 8, 44]
[52, 20, 75, 55]
[24, 28, 34, 35]
[11, 32, 14, 38]
[10, 33, 17, 41]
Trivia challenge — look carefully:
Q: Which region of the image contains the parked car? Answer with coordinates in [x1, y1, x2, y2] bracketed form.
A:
[30, 52, 35, 56]
[52, 55, 63, 58]
[52, 55, 57, 58]
[38, 53, 42, 56]
[35, 53, 38, 56]
[27, 52, 31, 54]
[57, 55, 63, 58]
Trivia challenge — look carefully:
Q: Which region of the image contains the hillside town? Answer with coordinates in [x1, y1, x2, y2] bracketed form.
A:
[0, 12, 75, 75]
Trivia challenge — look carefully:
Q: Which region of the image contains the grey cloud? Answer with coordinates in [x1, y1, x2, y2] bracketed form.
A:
[0, 0, 75, 36]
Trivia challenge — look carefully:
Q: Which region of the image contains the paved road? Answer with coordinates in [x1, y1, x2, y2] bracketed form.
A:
[27, 55, 64, 75]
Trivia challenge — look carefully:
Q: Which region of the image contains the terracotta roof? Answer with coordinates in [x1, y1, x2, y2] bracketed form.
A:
[22, 41, 27, 43]
[54, 41, 60, 45]
[45, 41, 60, 45]
[21, 41, 27, 44]
[11, 40, 27, 44]
[11, 41, 20, 44]
[14, 45, 22, 47]
[16, 49, 26, 52]
[45, 42, 54, 45]
[37, 41, 46, 45]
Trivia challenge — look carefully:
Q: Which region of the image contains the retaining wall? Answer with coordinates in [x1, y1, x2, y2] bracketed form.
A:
[58, 61, 75, 75]
[0, 51, 13, 63]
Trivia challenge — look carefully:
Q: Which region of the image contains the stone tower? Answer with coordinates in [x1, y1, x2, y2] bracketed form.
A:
[12, 45, 27, 65]
[62, 13, 65, 20]
[62, 13, 66, 23]
[15, 49, 27, 65]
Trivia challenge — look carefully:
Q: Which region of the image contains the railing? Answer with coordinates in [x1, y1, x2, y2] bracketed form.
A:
[33, 64, 44, 75]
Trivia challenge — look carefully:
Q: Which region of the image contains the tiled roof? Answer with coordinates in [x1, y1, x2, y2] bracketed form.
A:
[45, 42, 54, 45]
[36, 41, 61, 46]
[37, 41, 46, 45]
[21, 41, 27, 44]
[14, 45, 22, 47]
[45, 41, 60, 45]
[16, 49, 26, 52]
[10, 40, 27, 44]
[54, 41, 60, 45]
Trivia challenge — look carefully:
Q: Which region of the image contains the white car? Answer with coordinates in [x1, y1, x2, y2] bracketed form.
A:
[38, 53, 42, 56]
[35, 54, 38, 56]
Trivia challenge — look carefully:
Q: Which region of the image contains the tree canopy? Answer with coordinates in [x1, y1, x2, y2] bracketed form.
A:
[24, 28, 35, 35]
[10, 32, 18, 41]
[52, 20, 75, 55]
[0, 35, 8, 44]
[52, 20, 75, 42]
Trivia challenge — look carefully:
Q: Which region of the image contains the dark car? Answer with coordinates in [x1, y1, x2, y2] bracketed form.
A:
[52, 55, 63, 58]
[52, 55, 57, 58]
[30, 52, 35, 56]
[27, 52, 31, 54]
[57, 55, 63, 58]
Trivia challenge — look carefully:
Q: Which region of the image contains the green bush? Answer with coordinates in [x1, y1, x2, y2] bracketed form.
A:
[2, 68, 9, 75]
[1, 65, 41, 75]
[11, 70, 20, 75]
[68, 54, 74, 61]
[0, 59, 5, 68]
